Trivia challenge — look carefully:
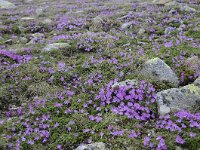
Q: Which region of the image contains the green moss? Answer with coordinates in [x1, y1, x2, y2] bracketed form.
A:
[186, 30, 200, 39]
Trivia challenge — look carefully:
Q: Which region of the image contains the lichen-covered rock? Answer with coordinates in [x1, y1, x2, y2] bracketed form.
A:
[75, 142, 109, 150]
[0, 0, 16, 9]
[157, 78, 200, 115]
[194, 77, 200, 87]
[43, 43, 70, 52]
[140, 57, 179, 87]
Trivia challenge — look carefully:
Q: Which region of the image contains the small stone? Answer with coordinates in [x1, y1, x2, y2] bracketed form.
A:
[112, 79, 139, 89]
[153, 0, 173, 5]
[138, 28, 145, 35]
[36, 7, 45, 17]
[169, 9, 177, 15]
[41, 18, 53, 25]
[121, 22, 132, 29]
[5, 39, 12, 45]
[43, 43, 70, 52]
[75, 142, 109, 150]
[19, 37, 28, 44]
[23, 0, 33, 3]
[31, 33, 45, 39]
[21, 17, 35, 21]
[159, 105, 171, 116]
[0, 0, 16, 9]
[92, 16, 104, 26]
[180, 5, 196, 12]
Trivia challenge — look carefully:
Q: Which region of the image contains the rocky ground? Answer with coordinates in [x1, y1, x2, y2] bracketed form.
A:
[0, 0, 200, 149]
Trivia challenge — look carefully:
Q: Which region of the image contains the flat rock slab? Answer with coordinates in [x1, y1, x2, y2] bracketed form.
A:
[140, 57, 179, 87]
[157, 77, 200, 115]
[0, 0, 16, 9]
[43, 43, 70, 52]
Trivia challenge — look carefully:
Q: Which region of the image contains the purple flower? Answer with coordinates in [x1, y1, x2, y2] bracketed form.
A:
[128, 130, 137, 138]
[57, 144, 62, 150]
[164, 41, 173, 48]
[176, 135, 185, 144]
[27, 140, 34, 145]
[144, 136, 150, 146]
[189, 132, 196, 138]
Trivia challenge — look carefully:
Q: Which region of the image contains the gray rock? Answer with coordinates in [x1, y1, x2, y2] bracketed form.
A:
[27, 33, 45, 45]
[180, 5, 196, 12]
[36, 7, 45, 17]
[194, 77, 200, 87]
[121, 22, 132, 29]
[165, 1, 177, 6]
[21, 17, 35, 21]
[23, 0, 33, 3]
[5, 39, 12, 45]
[41, 18, 53, 25]
[153, 0, 173, 5]
[75, 142, 109, 150]
[89, 16, 104, 31]
[158, 105, 171, 116]
[43, 43, 70, 52]
[93, 16, 104, 24]
[31, 33, 45, 39]
[140, 58, 179, 87]
[112, 79, 139, 89]
[0, 0, 16, 9]
[19, 37, 28, 44]
[157, 79, 200, 115]
[169, 9, 177, 14]
[138, 28, 145, 35]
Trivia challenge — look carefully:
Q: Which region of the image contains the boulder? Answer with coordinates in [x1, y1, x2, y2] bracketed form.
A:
[140, 57, 179, 87]
[75, 142, 109, 150]
[0, 0, 16, 9]
[157, 77, 200, 115]
[43, 43, 70, 52]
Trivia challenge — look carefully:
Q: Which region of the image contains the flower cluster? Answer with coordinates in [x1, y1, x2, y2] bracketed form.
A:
[95, 80, 157, 121]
